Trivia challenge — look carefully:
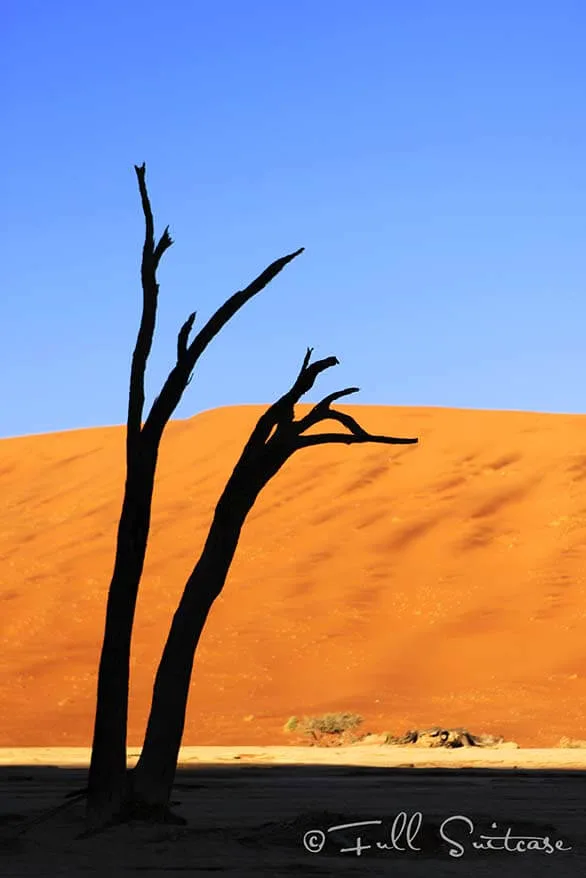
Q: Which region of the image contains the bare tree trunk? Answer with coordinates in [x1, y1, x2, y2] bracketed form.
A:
[87, 450, 158, 824]
[130, 350, 418, 815]
[131, 492, 256, 811]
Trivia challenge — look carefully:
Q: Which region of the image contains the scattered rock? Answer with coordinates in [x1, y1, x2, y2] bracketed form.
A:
[384, 727, 518, 749]
[558, 736, 586, 748]
[356, 734, 388, 746]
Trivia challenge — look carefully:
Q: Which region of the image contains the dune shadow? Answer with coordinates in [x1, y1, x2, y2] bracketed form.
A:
[374, 515, 442, 552]
[470, 478, 539, 519]
[486, 452, 522, 471]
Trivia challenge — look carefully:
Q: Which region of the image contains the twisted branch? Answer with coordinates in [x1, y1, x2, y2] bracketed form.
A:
[233, 348, 418, 479]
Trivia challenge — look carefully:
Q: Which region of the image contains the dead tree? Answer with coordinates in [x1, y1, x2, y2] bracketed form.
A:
[128, 348, 418, 816]
[86, 163, 303, 829]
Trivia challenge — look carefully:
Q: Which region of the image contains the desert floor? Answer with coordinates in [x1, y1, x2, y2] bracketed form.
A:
[3, 405, 586, 749]
[1, 748, 585, 877]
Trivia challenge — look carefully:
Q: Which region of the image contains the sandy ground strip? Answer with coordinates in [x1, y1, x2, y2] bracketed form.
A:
[2, 745, 586, 769]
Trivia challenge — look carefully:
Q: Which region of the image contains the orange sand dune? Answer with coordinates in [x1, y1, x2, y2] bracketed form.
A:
[1, 404, 586, 748]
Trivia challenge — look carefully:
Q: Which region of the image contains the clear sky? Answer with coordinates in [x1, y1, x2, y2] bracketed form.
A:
[2, 0, 585, 438]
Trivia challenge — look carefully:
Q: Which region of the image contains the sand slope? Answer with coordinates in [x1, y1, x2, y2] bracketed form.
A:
[2, 404, 586, 747]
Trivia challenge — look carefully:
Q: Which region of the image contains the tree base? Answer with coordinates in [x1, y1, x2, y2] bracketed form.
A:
[82, 784, 186, 837]
[123, 800, 187, 825]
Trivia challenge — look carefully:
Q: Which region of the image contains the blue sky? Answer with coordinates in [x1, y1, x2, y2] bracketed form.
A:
[2, 0, 585, 438]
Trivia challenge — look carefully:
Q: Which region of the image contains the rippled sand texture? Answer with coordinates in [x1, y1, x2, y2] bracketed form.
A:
[2, 404, 586, 747]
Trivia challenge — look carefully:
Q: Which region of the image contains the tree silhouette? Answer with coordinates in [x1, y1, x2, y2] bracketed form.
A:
[127, 348, 418, 817]
[86, 163, 303, 829]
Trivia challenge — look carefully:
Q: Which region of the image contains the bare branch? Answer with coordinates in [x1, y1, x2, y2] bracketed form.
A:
[134, 163, 154, 253]
[296, 432, 419, 448]
[235, 348, 418, 470]
[185, 248, 305, 364]
[295, 387, 360, 434]
[288, 354, 338, 400]
[314, 387, 360, 407]
[250, 353, 340, 451]
[177, 312, 196, 362]
[300, 346, 313, 372]
[127, 163, 167, 453]
[292, 374, 419, 447]
[303, 407, 368, 438]
[143, 248, 305, 440]
[154, 226, 173, 269]
[230, 349, 337, 461]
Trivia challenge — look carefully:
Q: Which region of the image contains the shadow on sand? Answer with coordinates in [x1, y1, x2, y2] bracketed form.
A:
[0, 763, 584, 876]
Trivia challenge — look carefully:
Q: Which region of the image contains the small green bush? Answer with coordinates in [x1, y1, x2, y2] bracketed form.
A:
[284, 712, 363, 739]
[303, 712, 363, 735]
[284, 716, 300, 733]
